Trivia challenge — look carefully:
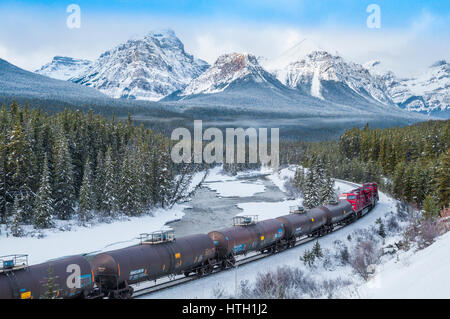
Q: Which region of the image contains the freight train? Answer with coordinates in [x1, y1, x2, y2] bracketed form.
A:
[0, 182, 378, 299]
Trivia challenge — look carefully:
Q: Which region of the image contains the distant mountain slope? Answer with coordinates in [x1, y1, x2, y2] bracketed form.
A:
[365, 60, 449, 118]
[276, 51, 394, 107]
[35, 56, 92, 81]
[175, 53, 286, 96]
[71, 29, 209, 101]
[163, 52, 427, 124]
[164, 53, 329, 114]
[0, 58, 107, 102]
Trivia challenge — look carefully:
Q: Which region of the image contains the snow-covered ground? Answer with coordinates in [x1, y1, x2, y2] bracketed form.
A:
[358, 231, 450, 298]
[1, 165, 448, 298]
[0, 205, 186, 265]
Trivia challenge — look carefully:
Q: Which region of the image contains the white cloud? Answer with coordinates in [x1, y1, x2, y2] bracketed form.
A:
[0, 9, 448, 77]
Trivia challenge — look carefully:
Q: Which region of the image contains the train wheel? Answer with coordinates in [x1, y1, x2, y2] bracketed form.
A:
[196, 268, 204, 277]
[206, 264, 214, 275]
[184, 271, 190, 277]
[289, 238, 296, 248]
[227, 256, 236, 268]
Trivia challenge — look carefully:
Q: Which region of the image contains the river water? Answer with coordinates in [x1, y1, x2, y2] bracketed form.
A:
[168, 175, 287, 237]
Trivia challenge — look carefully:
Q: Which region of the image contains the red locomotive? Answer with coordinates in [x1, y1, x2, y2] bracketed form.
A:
[339, 182, 378, 218]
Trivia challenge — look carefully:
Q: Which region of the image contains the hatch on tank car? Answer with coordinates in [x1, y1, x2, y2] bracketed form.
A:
[140, 230, 175, 244]
[289, 206, 306, 214]
[328, 199, 338, 205]
[233, 215, 258, 226]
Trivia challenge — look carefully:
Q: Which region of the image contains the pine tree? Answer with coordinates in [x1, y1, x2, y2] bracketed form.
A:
[0, 140, 8, 224]
[34, 154, 53, 229]
[303, 169, 320, 209]
[320, 175, 335, 205]
[376, 218, 386, 238]
[6, 122, 34, 223]
[78, 157, 94, 222]
[423, 194, 440, 220]
[312, 241, 323, 259]
[93, 151, 106, 212]
[40, 265, 59, 299]
[392, 162, 405, 200]
[301, 249, 316, 267]
[412, 163, 426, 205]
[10, 196, 23, 237]
[402, 164, 415, 203]
[293, 166, 305, 190]
[103, 146, 120, 215]
[149, 141, 172, 208]
[436, 150, 449, 209]
[53, 130, 75, 220]
[119, 147, 142, 215]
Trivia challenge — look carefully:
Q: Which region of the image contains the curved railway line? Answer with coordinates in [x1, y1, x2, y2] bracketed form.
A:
[0, 178, 375, 299]
[131, 179, 364, 299]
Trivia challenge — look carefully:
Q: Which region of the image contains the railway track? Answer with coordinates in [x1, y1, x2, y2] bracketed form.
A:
[132, 234, 321, 298]
[132, 226, 353, 298]
[132, 178, 367, 299]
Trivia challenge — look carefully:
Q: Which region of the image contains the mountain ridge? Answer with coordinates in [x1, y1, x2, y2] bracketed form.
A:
[70, 29, 209, 101]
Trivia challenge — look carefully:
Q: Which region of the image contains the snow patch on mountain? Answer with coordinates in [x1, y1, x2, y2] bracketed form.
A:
[311, 65, 323, 99]
[276, 51, 393, 105]
[71, 29, 209, 101]
[35, 56, 92, 81]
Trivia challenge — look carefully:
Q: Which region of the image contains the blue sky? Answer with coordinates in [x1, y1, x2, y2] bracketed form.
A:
[4, 0, 449, 27]
[1, 0, 449, 75]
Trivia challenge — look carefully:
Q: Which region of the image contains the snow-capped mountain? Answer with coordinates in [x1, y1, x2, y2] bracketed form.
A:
[276, 51, 394, 106]
[174, 53, 285, 97]
[162, 52, 429, 129]
[71, 29, 209, 101]
[35, 56, 92, 81]
[366, 60, 449, 116]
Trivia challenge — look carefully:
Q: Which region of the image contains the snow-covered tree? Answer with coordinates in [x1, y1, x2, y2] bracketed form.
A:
[34, 154, 53, 229]
[93, 151, 105, 212]
[312, 241, 323, 259]
[320, 175, 335, 204]
[303, 169, 320, 209]
[119, 146, 142, 215]
[10, 196, 23, 237]
[423, 194, 440, 220]
[103, 146, 120, 215]
[0, 141, 8, 224]
[53, 129, 75, 220]
[78, 157, 94, 222]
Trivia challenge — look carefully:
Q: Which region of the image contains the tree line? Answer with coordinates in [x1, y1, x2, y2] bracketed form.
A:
[1, 102, 201, 236]
[281, 120, 449, 216]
